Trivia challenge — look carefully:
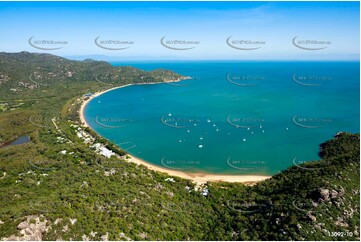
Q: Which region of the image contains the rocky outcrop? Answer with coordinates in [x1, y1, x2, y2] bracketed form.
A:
[317, 188, 330, 202]
[307, 211, 317, 222]
[2, 215, 49, 241]
[315, 186, 345, 203]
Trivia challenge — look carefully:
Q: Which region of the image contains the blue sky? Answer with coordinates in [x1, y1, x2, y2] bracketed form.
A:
[0, 1, 359, 60]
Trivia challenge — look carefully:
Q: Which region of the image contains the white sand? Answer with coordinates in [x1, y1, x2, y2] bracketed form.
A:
[128, 155, 270, 185]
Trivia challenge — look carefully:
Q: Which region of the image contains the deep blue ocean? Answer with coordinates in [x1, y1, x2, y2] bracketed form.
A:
[83, 61, 360, 175]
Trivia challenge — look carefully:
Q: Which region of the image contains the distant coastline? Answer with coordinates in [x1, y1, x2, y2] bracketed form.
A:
[79, 79, 271, 185]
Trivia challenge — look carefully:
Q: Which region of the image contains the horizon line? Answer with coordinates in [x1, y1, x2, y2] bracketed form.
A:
[2, 51, 359, 62]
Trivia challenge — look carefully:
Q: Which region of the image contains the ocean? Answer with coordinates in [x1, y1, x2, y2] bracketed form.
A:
[83, 61, 360, 175]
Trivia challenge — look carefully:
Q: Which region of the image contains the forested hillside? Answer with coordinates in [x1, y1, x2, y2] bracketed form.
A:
[0, 52, 359, 241]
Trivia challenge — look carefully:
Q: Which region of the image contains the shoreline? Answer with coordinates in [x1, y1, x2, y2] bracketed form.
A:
[79, 80, 272, 185]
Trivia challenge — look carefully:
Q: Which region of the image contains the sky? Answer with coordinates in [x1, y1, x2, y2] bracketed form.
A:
[0, 1, 359, 60]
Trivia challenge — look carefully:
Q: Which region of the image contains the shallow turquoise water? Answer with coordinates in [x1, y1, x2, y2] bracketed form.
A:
[84, 61, 360, 175]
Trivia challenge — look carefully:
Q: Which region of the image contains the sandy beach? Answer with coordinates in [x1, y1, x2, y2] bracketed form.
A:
[79, 81, 272, 185]
[80, 83, 133, 128]
[127, 155, 270, 185]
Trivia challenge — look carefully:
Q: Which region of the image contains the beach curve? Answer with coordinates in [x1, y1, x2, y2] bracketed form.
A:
[79, 81, 272, 185]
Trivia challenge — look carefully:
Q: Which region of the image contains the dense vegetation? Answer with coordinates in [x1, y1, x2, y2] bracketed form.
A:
[0, 52, 359, 241]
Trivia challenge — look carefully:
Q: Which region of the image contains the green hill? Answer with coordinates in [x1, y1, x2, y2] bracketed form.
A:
[0, 52, 359, 241]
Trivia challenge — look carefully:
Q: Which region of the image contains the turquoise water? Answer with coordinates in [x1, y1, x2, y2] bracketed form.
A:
[84, 61, 360, 175]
